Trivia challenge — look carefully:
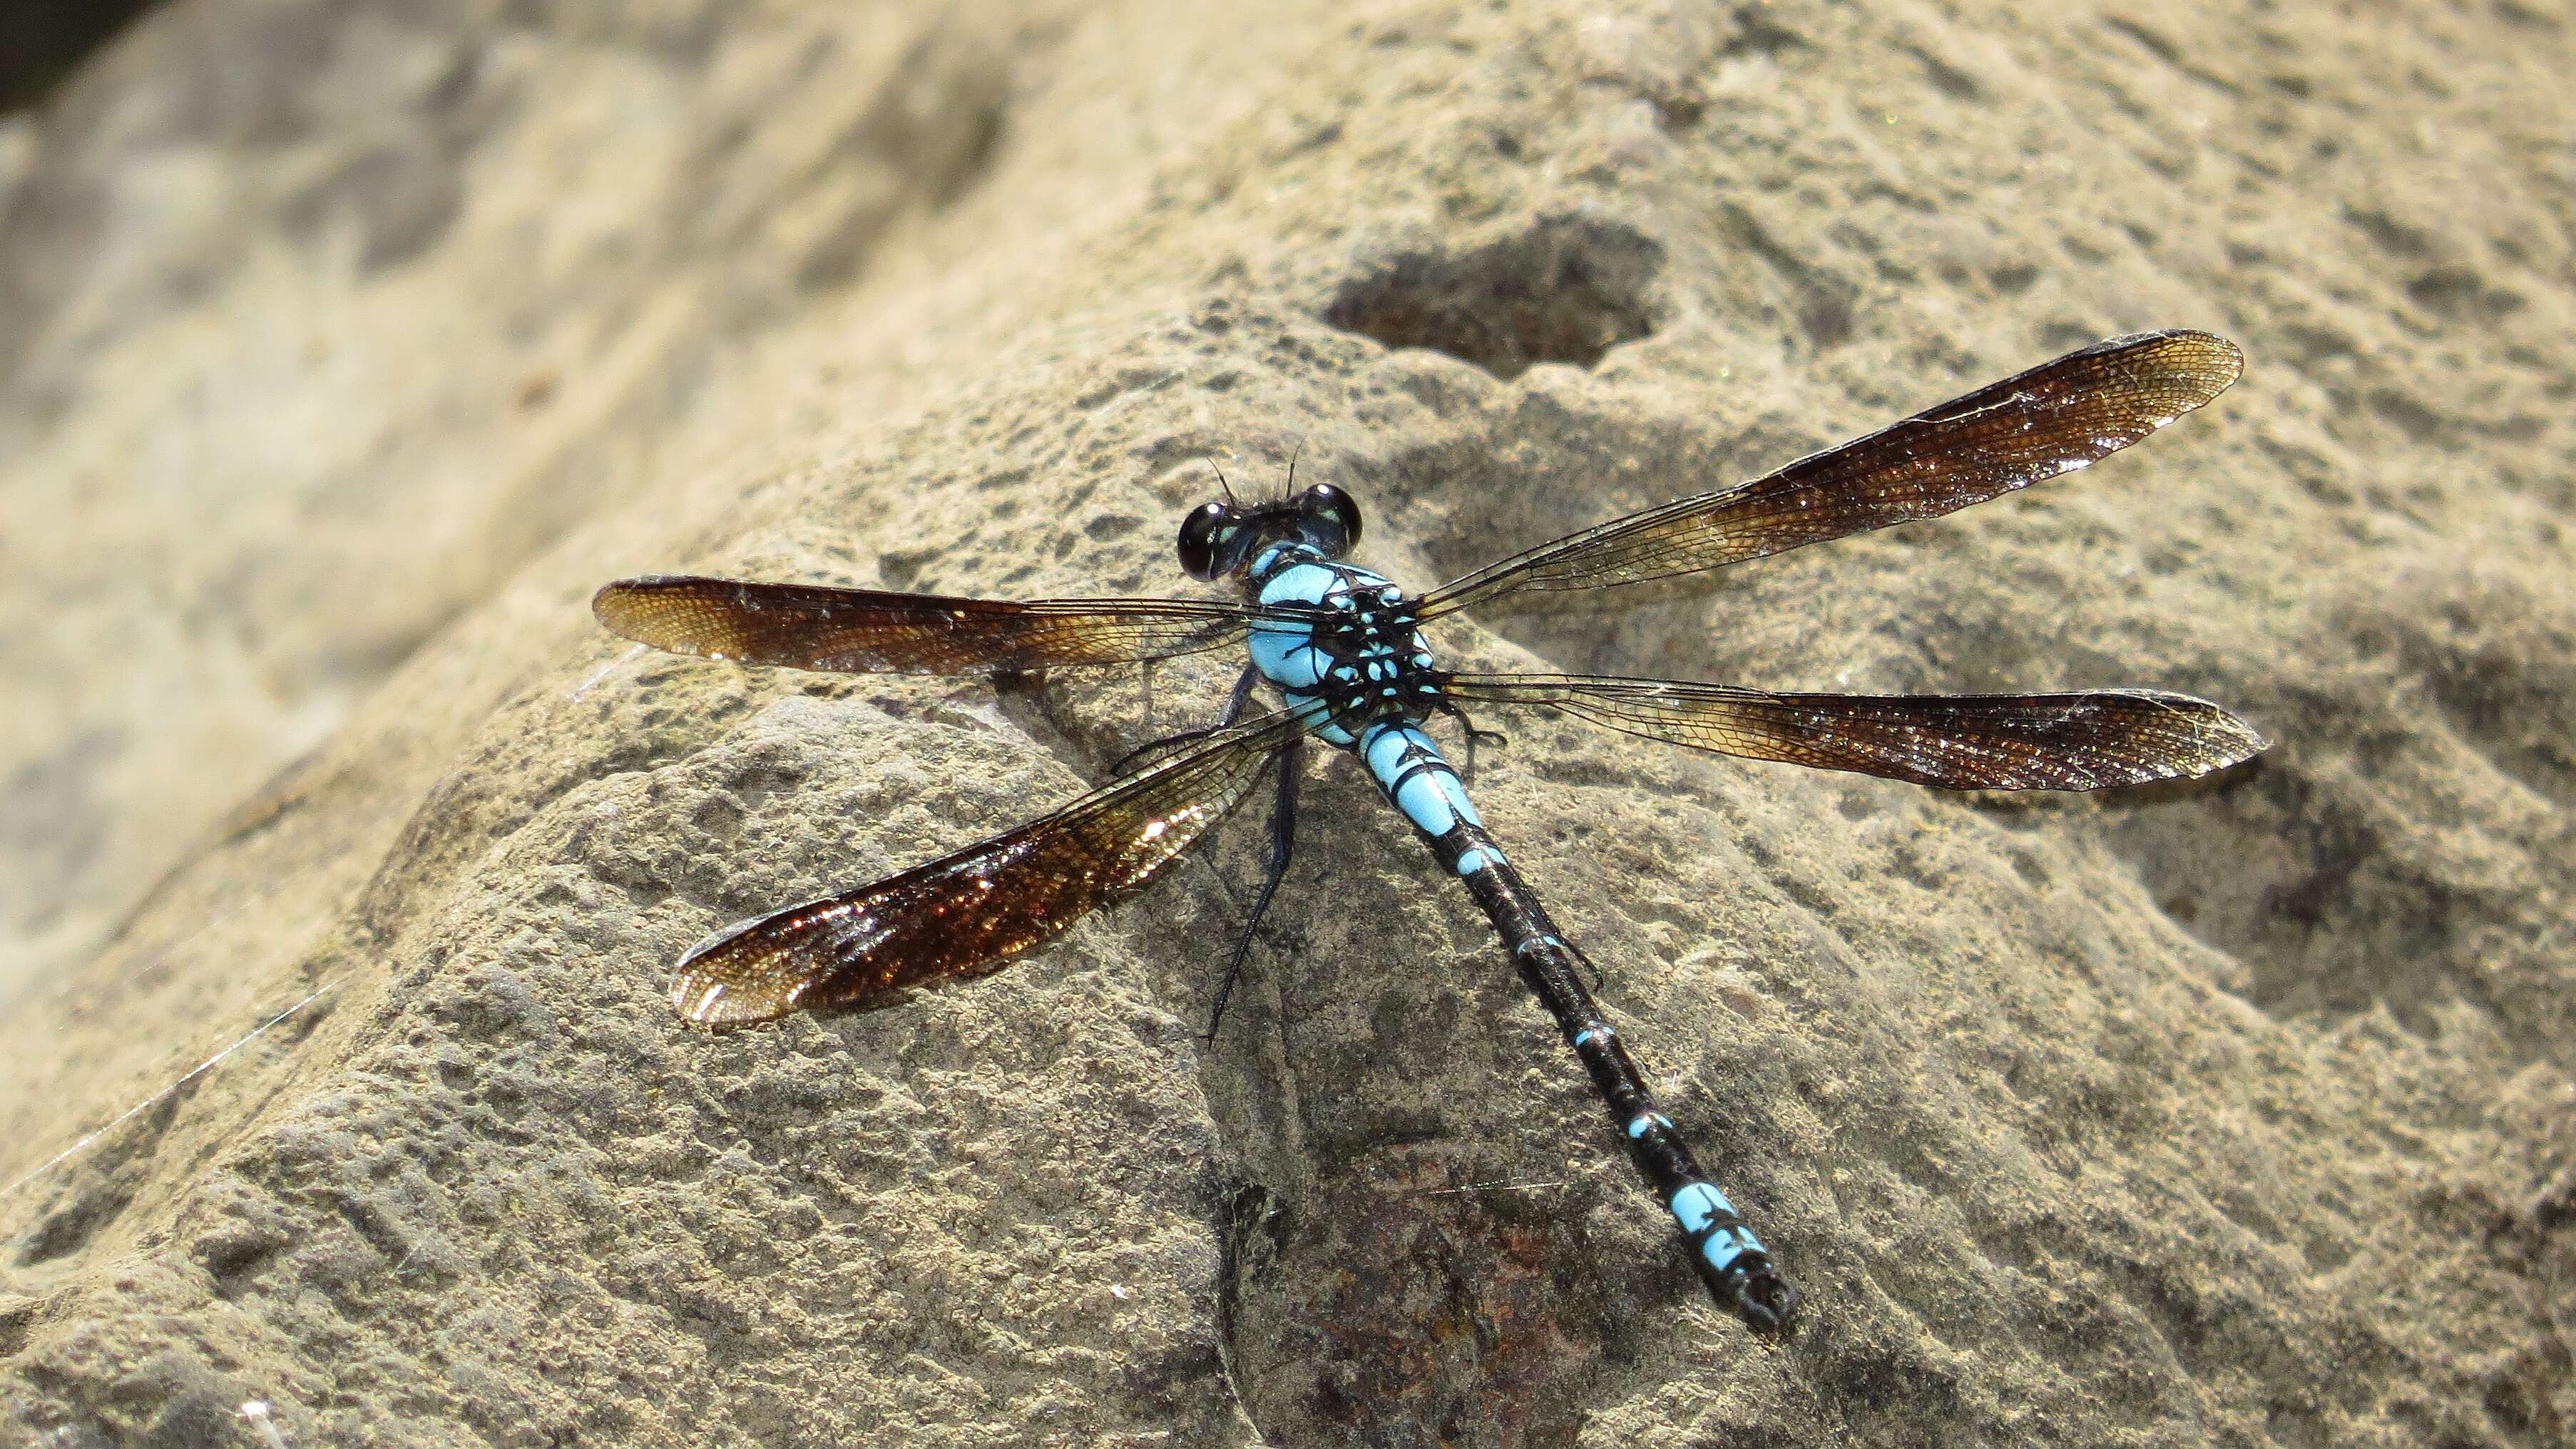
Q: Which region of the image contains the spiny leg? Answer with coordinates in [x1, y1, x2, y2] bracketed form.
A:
[1207, 731, 1302, 1042]
[1093, 660, 1294, 1039]
[1215, 661, 1262, 729]
[1436, 699, 1508, 782]
[1109, 663, 1265, 777]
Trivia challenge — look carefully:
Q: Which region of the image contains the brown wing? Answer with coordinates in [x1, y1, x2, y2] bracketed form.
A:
[669, 711, 1305, 1024]
[1420, 331, 2242, 619]
[595, 576, 1257, 675]
[1443, 674, 2266, 789]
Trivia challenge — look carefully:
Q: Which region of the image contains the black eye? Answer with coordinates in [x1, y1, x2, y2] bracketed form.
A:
[1299, 483, 1362, 557]
[1177, 502, 1235, 580]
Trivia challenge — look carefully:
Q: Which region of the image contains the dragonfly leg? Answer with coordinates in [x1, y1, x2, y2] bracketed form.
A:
[1215, 661, 1262, 729]
[1108, 665, 1266, 777]
[1207, 732, 1302, 1042]
[1435, 699, 1508, 782]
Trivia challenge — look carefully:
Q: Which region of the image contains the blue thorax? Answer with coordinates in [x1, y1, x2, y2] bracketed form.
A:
[1241, 543, 1483, 848]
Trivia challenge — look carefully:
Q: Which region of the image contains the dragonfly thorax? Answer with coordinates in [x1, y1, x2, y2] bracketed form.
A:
[1245, 548, 1440, 748]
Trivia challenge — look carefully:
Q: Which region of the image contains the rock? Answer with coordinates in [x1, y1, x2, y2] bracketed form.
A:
[3, 1, 2569, 1445]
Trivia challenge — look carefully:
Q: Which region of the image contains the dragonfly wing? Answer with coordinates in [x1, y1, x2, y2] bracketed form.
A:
[1420, 330, 2242, 619]
[670, 711, 1305, 1023]
[595, 576, 1257, 675]
[1444, 673, 2266, 790]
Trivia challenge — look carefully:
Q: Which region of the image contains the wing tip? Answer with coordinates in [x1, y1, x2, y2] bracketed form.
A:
[593, 574, 742, 660]
[2165, 327, 2246, 390]
[670, 967, 800, 1026]
[2128, 690, 2270, 781]
[2081, 329, 2245, 415]
[2137, 328, 2246, 404]
[592, 575, 685, 636]
[2202, 716, 2271, 775]
[665, 916, 805, 1025]
[591, 578, 635, 628]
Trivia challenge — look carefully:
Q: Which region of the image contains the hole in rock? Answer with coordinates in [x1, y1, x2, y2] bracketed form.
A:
[1323, 215, 1665, 379]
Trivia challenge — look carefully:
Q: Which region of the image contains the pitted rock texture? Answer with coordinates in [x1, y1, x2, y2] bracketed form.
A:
[3, 1, 2570, 1446]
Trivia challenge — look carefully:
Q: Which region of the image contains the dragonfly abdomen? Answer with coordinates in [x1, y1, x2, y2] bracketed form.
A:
[1404, 796, 1801, 1329]
[1358, 721, 1496, 867]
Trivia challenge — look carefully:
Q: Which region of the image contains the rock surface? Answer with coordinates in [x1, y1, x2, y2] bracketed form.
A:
[4, 1, 2571, 1445]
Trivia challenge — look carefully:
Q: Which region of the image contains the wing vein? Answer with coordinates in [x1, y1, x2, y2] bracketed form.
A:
[1442, 673, 2266, 791]
[1421, 331, 2242, 619]
[670, 710, 1307, 1023]
[595, 578, 1262, 675]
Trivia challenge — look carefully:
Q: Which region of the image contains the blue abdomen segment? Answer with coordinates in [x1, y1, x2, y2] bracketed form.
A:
[1670, 1180, 1769, 1276]
[1361, 722, 1485, 841]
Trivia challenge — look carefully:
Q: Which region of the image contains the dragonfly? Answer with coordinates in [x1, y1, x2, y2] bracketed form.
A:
[593, 329, 2263, 1333]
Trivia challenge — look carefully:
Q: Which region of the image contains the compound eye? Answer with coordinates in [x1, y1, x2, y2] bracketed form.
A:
[1298, 483, 1363, 557]
[1177, 502, 1236, 580]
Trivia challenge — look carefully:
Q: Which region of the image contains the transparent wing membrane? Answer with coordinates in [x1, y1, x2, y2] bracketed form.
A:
[668, 712, 1304, 1024]
[1443, 674, 2265, 790]
[1422, 330, 2242, 618]
[594, 576, 1257, 675]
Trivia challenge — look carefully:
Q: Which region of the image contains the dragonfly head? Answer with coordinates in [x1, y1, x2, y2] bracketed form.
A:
[1178, 483, 1363, 580]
